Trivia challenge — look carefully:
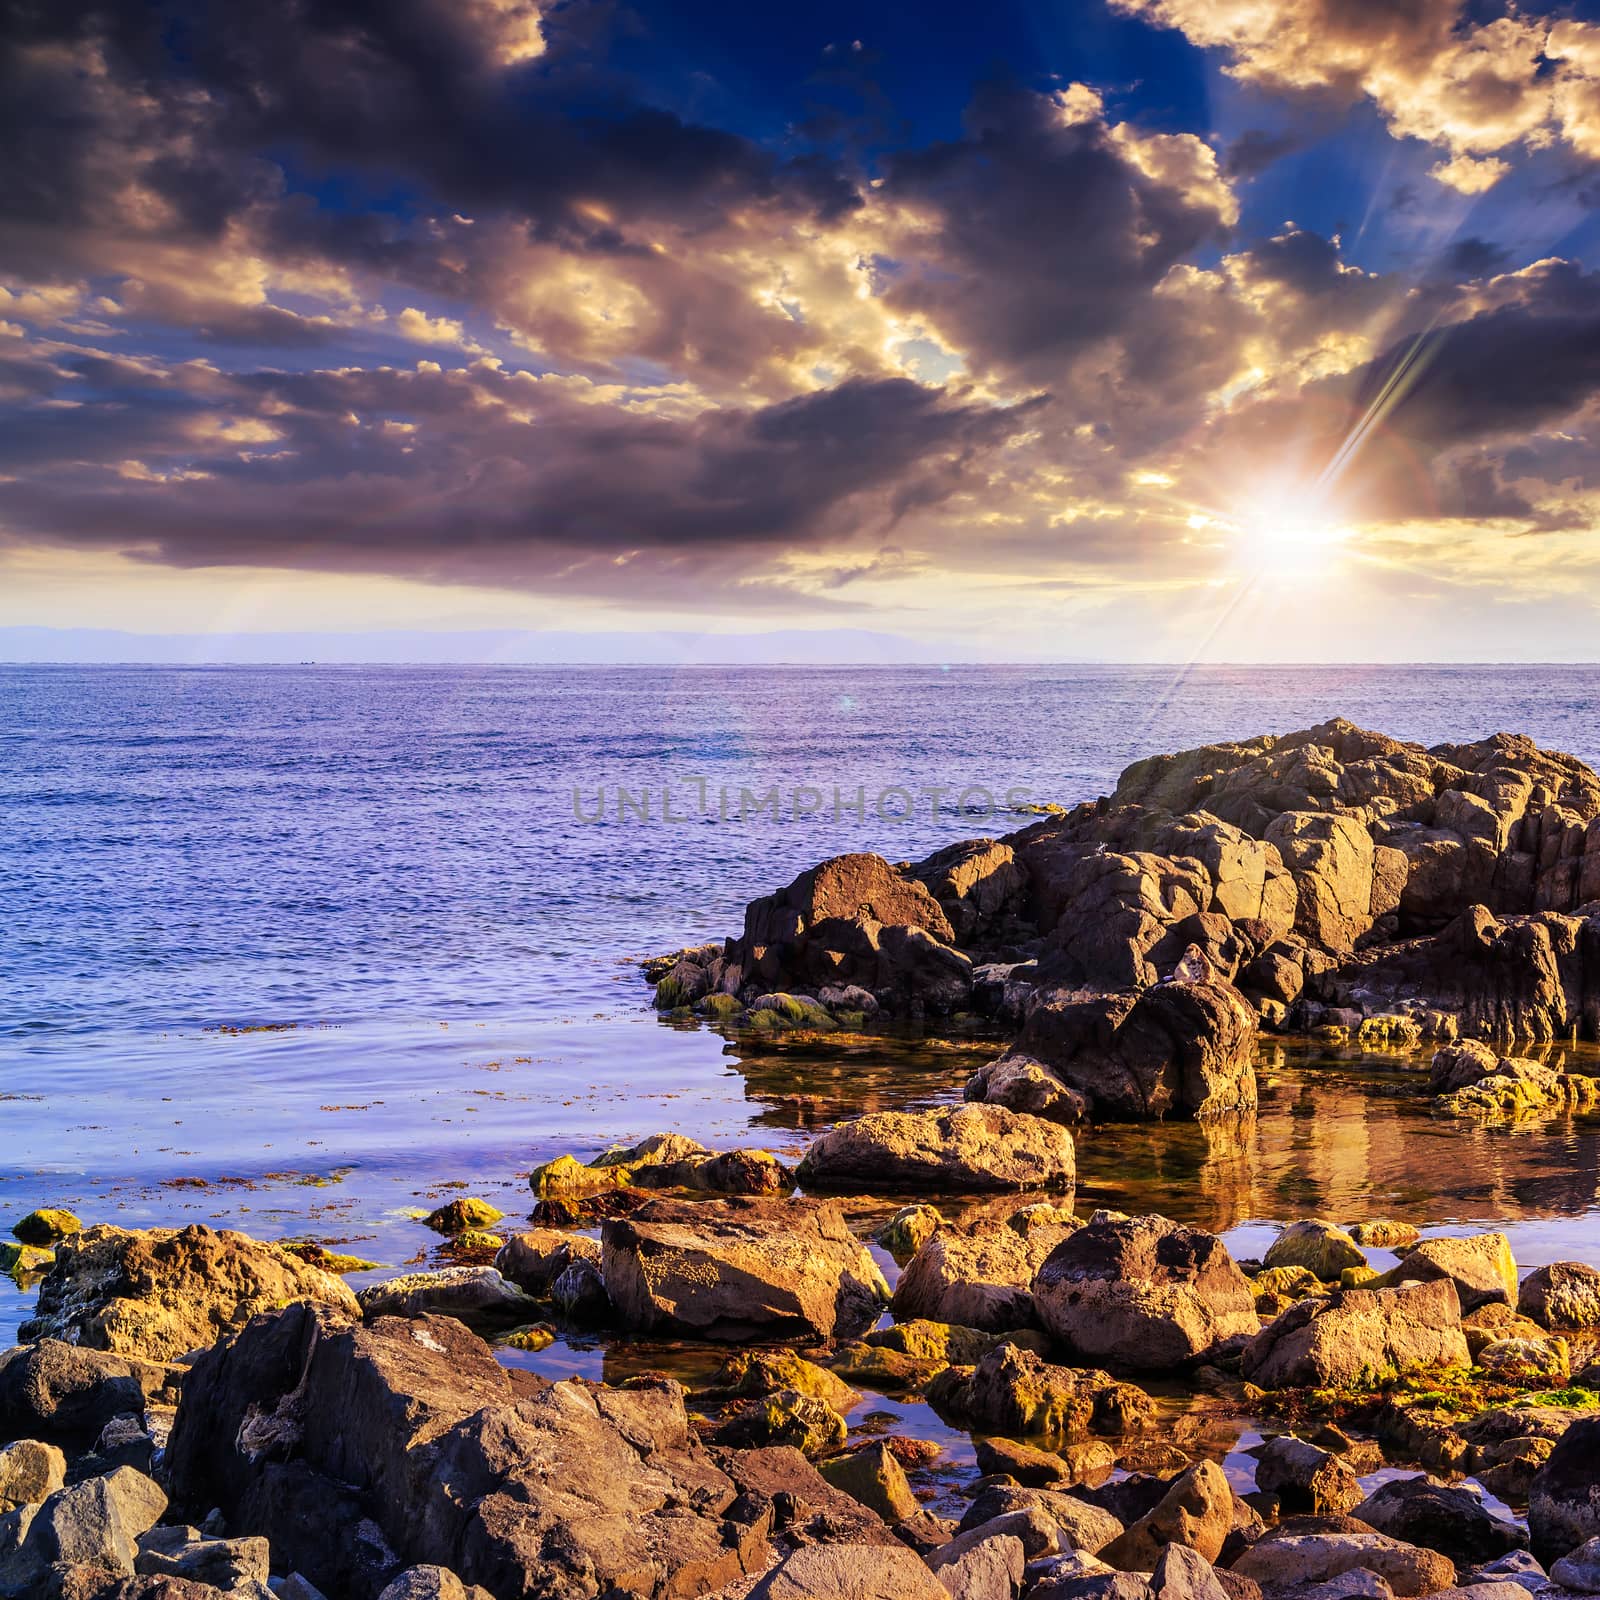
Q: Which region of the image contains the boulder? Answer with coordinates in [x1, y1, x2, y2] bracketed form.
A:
[1549, 1536, 1600, 1594]
[913, 838, 1031, 947]
[601, 1195, 889, 1342]
[0, 1442, 65, 1513]
[1265, 1223, 1368, 1283]
[718, 1445, 900, 1551]
[356, 1268, 535, 1322]
[10, 1212, 81, 1248]
[966, 1055, 1089, 1124]
[1517, 1262, 1600, 1330]
[957, 1486, 1124, 1554]
[0, 1344, 170, 1449]
[891, 1221, 1077, 1333]
[1241, 1281, 1470, 1389]
[878, 1206, 945, 1261]
[1003, 982, 1258, 1122]
[1264, 812, 1378, 956]
[710, 1350, 858, 1414]
[491, 1231, 602, 1295]
[1529, 1415, 1600, 1564]
[795, 1105, 1076, 1194]
[1353, 1478, 1528, 1567]
[1376, 1236, 1517, 1313]
[167, 1301, 775, 1600]
[938, 1343, 1151, 1439]
[714, 1389, 846, 1456]
[18, 1225, 359, 1362]
[1, 1467, 167, 1589]
[1101, 1461, 1235, 1569]
[136, 1526, 272, 1589]
[1232, 1531, 1457, 1597]
[376, 1568, 494, 1600]
[1254, 1436, 1364, 1516]
[747, 1543, 947, 1599]
[817, 1443, 920, 1524]
[1032, 1215, 1259, 1370]
[929, 1529, 1025, 1599]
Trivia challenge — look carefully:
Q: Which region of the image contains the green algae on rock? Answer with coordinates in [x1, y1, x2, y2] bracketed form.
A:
[11, 1209, 82, 1247]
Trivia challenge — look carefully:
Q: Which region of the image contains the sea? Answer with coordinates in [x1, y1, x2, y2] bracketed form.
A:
[5, 662, 1600, 1394]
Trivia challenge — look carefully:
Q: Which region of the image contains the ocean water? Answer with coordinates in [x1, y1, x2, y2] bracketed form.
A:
[5, 662, 1600, 1350]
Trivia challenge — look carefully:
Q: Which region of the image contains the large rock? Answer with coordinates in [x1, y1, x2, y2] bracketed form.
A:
[999, 981, 1259, 1122]
[1264, 812, 1378, 955]
[936, 1343, 1152, 1439]
[1241, 1280, 1470, 1389]
[1101, 1461, 1234, 1570]
[165, 1301, 778, 1600]
[356, 1268, 535, 1322]
[1376, 1236, 1517, 1313]
[913, 838, 1030, 948]
[795, 1105, 1076, 1194]
[1232, 1530, 1457, 1596]
[747, 1543, 946, 1599]
[1517, 1262, 1600, 1330]
[600, 1195, 889, 1342]
[891, 1220, 1077, 1332]
[1529, 1415, 1600, 1564]
[18, 1225, 359, 1362]
[1, 1467, 167, 1591]
[0, 1344, 170, 1448]
[1264, 1223, 1367, 1283]
[965, 1055, 1089, 1124]
[1032, 1214, 1259, 1370]
[1353, 1477, 1528, 1567]
[1254, 1436, 1363, 1516]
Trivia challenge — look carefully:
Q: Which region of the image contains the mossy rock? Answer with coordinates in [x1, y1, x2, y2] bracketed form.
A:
[716, 1389, 847, 1456]
[698, 993, 744, 1022]
[530, 1153, 627, 1198]
[278, 1241, 381, 1273]
[877, 1204, 944, 1261]
[12, 1208, 81, 1247]
[748, 993, 835, 1030]
[816, 1442, 920, 1522]
[0, 1241, 54, 1278]
[1340, 1265, 1381, 1289]
[654, 974, 694, 1010]
[865, 1319, 1001, 1366]
[711, 1349, 858, 1413]
[502, 1324, 557, 1352]
[1347, 1220, 1420, 1249]
[425, 1197, 506, 1235]
[436, 1230, 505, 1265]
[829, 1341, 947, 1392]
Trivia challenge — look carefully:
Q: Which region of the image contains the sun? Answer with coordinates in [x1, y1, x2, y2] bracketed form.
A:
[1227, 487, 1352, 581]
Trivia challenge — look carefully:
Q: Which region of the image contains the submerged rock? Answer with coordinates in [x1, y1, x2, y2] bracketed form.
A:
[796, 1104, 1076, 1193]
[10, 1211, 81, 1248]
[1032, 1213, 1259, 1370]
[600, 1195, 889, 1342]
[18, 1224, 359, 1363]
[422, 1199, 503, 1236]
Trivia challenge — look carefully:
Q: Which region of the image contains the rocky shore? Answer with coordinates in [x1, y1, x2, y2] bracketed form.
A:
[5, 721, 1600, 1600]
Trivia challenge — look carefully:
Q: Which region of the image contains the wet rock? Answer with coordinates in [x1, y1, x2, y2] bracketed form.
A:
[490, 1230, 601, 1295]
[18, 1225, 360, 1363]
[1254, 1437, 1364, 1516]
[710, 1350, 858, 1414]
[1529, 1414, 1600, 1564]
[795, 1105, 1076, 1194]
[1348, 1223, 1421, 1251]
[1240, 1281, 1470, 1390]
[1265, 1224, 1368, 1283]
[601, 1195, 889, 1342]
[747, 1542, 947, 1599]
[972, 1435, 1099, 1487]
[1232, 1531, 1458, 1597]
[1375, 1236, 1517, 1313]
[892, 1220, 1076, 1333]
[375, 1566, 494, 1600]
[1516, 1262, 1600, 1330]
[422, 1199, 503, 1237]
[1352, 1478, 1527, 1568]
[714, 1389, 847, 1457]
[135, 1526, 271, 1589]
[1032, 1214, 1259, 1370]
[965, 1055, 1089, 1124]
[938, 1344, 1152, 1439]
[355, 1267, 534, 1322]
[0, 1345, 170, 1449]
[11, 1213, 81, 1249]
[527, 1153, 625, 1199]
[1102, 1461, 1235, 1570]
[817, 1443, 920, 1524]
[0, 1443, 65, 1513]
[1000, 981, 1258, 1123]
[879, 1206, 945, 1261]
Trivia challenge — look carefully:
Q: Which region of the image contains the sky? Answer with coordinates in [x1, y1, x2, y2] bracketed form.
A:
[5, 0, 1600, 662]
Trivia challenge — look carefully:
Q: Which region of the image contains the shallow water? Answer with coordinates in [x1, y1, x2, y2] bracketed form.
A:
[5, 664, 1600, 1502]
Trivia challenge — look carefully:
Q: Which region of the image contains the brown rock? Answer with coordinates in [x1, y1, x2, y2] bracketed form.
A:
[1102, 1461, 1235, 1569]
[891, 1222, 1074, 1332]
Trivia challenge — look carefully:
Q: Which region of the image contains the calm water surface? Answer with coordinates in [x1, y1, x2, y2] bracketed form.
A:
[5, 663, 1600, 1426]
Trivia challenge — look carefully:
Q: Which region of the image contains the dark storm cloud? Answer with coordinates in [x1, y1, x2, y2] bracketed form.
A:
[0, 357, 1042, 594]
[1225, 128, 1303, 177]
[877, 80, 1237, 383]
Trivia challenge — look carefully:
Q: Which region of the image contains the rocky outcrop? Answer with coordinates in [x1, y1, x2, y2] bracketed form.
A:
[795, 1105, 1076, 1193]
[17, 1225, 359, 1363]
[987, 979, 1259, 1122]
[1031, 1214, 1259, 1370]
[1241, 1280, 1471, 1389]
[600, 1195, 889, 1342]
[650, 720, 1600, 1052]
